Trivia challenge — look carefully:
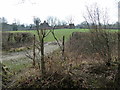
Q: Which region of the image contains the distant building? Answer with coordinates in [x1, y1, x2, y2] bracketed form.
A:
[54, 25, 69, 29]
[69, 24, 75, 29]
[40, 21, 51, 29]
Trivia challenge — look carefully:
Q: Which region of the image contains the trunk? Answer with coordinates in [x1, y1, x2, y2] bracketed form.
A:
[40, 36, 45, 76]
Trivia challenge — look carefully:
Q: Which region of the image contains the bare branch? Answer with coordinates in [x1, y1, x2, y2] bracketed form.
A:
[50, 28, 62, 50]
[25, 50, 33, 60]
[66, 16, 74, 24]
[43, 30, 51, 37]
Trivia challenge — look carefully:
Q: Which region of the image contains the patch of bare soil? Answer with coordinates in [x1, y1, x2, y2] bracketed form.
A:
[1, 42, 59, 61]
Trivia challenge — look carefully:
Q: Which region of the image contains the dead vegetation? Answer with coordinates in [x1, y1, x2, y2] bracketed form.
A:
[2, 40, 119, 89]
[67, 32, 118, 62]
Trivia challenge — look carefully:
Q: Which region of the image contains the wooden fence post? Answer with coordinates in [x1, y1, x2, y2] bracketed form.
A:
[33, 34, 36, 66]
[62, 36, 65, 60]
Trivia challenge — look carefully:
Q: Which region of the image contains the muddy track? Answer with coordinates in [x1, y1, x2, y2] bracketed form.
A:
[1, 42, 60, 61]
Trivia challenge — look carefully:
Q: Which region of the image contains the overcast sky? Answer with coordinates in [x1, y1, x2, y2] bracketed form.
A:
[0, 0, 119, 25]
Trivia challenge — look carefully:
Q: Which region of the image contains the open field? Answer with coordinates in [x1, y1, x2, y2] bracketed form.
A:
[5, 29, 118, 42]
[6, 29, 89, 42]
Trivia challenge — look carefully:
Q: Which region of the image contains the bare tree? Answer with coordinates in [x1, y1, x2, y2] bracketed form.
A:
[25, 34, 36, 66]
[47, 16, 65, 60]
[47, 16, 58, 27]
[47, 16, 62, 49]
[1, 17, 7, 24]
[66, 16, 74, 24]
[26, 16, 65, 77]
[61, 20, 67, 26]
[33, 17, 51, 76]
[84, 3, 114, 66]
[114, 1, 120, 88]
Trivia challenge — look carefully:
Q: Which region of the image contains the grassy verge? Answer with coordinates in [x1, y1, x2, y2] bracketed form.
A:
[2, 58, 32, 73]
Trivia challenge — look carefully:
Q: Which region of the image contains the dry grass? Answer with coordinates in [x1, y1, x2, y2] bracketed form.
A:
[3, 48, 118, 89]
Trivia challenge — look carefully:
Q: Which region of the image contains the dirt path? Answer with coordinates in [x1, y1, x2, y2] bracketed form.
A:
[1, 42, 60, 61]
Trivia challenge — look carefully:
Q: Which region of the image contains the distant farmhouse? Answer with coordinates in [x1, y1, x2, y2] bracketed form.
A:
[69, 24, 75, 29]
[40, 21, 51, 30]
[39, 21, 75, 29]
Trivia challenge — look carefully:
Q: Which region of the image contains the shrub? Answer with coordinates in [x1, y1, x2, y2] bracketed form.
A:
[66, 31, 118, 62]
[2, 32, 34, 51]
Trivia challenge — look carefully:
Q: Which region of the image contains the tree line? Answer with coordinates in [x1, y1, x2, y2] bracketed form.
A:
[1, 16, 119, 31]
[1, 16, 75, 31]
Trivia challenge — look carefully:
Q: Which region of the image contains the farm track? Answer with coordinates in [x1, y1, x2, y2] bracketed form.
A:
[1, 42, 60, 61]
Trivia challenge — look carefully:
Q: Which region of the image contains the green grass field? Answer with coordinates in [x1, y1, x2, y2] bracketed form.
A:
[6, 29, 118, 42]
[6, 29, 89, 42]
[44, 29, 90, 42]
